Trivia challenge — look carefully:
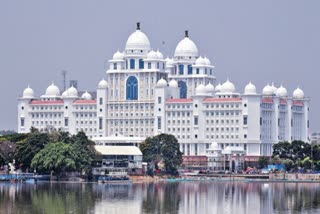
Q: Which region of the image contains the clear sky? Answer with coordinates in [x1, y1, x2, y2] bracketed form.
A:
[0, 0, 319, 132]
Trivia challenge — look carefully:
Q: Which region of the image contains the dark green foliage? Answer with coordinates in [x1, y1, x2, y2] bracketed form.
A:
[258, 156, 269, 169]
[0, 141, 16, 165]
[140, 134, 183, 175]
[31, 142, 77, 174]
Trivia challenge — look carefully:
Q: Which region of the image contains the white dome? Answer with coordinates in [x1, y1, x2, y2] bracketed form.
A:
[221, 80, 236, 93]
[81, 91, 92, 100]
[165, 58, 174, 67]
[98, 79, 108, 89]
[22, 86, 34, 98]
[174, 32, 199, 58]
[125, 23, 151, 51]
[112, 50, 124, 60]
[195, 56, 206, 65]
[61, 90, 68, 98]
[244, 82, 257, 95]
[276, 85, 287, 97]
[67, 86, 78, 97]
[147, 50, 158, 59]
[293, 87, 304, 99]
[45, 83, 60, 97]
[204, 57, 211, 65]
[271, 83, 277, 95]
[262, 84, 273, 96]
[156, 50, 164, 59]
[205, 83, 215, 92]
[210, 142, 221, 151]
[156, 78, 167, 87]
[215, 83, 222, 92]
[196, 84, 207, 95]
[169, 79, 178, 88]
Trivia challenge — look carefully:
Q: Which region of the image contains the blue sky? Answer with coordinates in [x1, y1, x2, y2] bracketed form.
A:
[0, 0, 319, 132]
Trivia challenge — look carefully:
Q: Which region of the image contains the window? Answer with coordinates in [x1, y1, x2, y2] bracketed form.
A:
[243, 115, 248, 125]
[187, 65, 192, 74]
[126, 76, 138, 100]
[196, 68, 199, 74]
[158, 96, 162, 104]
[157, 117, 161, 129]
[157, 62, 160, 69]
[99, 117, 103, 130]
[99, 97, 103, 105]
[195, 144, 198, 155]
[194, 116, 198, 125]
[148, 62, 151, 69]
[178, 81, 187, 98]
[139, 59, 144, 69]
[130, 59, 135, 69]
[20, 118, 24, 127]
[113, 63, 117, 70]
[64, 118, 69, 126]
[179, 64, 184, 75]
[244, 134, 247, 139]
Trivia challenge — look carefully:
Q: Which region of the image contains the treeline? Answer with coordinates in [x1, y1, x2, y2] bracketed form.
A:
[0, 128, 99, 176]
[271, 141, 320, 171]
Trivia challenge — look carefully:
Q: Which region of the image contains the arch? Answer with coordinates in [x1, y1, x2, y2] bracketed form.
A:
[178, 80, 187, 98]
[179, 64, 184, 75]
[130, 59, 135, 69]
[187, 65, 192, 74]
[126, 76, 138, 100]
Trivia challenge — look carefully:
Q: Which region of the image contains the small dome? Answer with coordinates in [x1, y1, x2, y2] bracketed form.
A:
[210, 142, 221, 151]
[112, 50, 124, 60]
[195, 56, 206, 65]
[215, 83, 222, 92]
[271, 83, 277, 95]
[147, 50, 158, 59]
[204, 57, 211, 65]
[22, 86, 34, 98]
[45, 83, 60, 97]
[81, 91, 92, 100]
[221, 80, 236, 93]
[98, 79, 108, 89]
[156, 78, 167, 87]
[156, 50, 164, 59]
[262, 84, 273, 96]
[244, 82, 257, 95]
[174, 32, 199, 58]
[61, 90, 68, 98]
[165, 57, 174, 67]
[205, 83, 215, 92]
[196, 84, 207, 95]
[276, 85, 287, 97]
[125, 24, 151, 51]
[293, 87, 304, 99]
[169, 79, 178, 88]
[67, 86, 78, 97]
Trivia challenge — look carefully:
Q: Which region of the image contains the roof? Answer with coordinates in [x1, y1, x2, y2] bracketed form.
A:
[262, 98, 273, 103]
[95, 145, 142, 156]
[30, 100, 64, 105]
[166, 98, 193, 103]
[203, 98, 242, 103]
[293, 100, 304, 106]
[280, 99, 287, 105]
[92, 134, 145, 143]
[73, 100, 96, 104]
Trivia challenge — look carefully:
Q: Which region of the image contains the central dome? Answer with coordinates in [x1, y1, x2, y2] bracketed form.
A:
[174, 31, 199, 58]
[125, 23, 151, 51]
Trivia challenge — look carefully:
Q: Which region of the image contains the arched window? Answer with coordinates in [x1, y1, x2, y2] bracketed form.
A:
[130, 59, 135, 69]
[179, 64, 184, 75]
[187, 65, 192, 74]
[113, 63, 117, 70]
[139, 59, 144, 69]
[126, 76, 138, 100]
[178, 81, 187, 98]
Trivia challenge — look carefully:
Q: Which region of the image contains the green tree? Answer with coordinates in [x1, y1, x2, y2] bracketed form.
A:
[31, 142, 77, 175]
[0, 141, 16, 165]
[140, 134, 182, 175]
[258, 156, 269, 169]
[15, 133, 49, 171]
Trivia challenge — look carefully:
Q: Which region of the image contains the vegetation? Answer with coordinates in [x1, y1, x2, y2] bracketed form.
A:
[140, 133, 182, 175]
[258, 156, 269, 169]
[272, 140, 320, 171]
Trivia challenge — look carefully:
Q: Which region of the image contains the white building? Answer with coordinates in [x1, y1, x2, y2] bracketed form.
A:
[18, 23, 309, 161]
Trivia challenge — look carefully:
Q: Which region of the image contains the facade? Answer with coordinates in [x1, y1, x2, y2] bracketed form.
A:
[18, 23, 309, 160]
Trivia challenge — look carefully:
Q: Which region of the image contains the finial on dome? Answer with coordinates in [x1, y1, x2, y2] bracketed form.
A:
[136, 22, 140, 30]
[185, 30, 189, 38]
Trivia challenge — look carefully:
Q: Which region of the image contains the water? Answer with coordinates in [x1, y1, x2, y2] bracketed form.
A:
[0, 181, 320, 214]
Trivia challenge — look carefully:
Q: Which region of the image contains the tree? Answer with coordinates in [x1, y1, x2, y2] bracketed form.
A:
[31, 142, 77, 175]
[140, 134, 182, 175]
[15, 133, 49, 171]
[258, 156, 269, 169]
[0, 141, 16, 165]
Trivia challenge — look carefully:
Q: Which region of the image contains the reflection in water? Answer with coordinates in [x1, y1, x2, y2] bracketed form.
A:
[1, 182, 320, 214]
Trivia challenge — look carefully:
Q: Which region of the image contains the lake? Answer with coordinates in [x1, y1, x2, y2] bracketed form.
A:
[0, 181, 320, 214]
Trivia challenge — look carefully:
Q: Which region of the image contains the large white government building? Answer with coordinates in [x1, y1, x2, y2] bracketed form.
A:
[18, 23, 309, 161]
